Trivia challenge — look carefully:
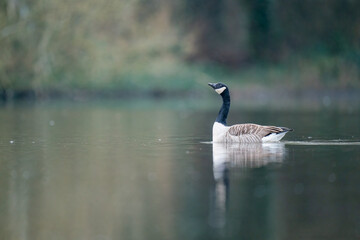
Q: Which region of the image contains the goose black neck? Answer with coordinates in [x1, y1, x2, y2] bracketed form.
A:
[216, 89, 230, 125]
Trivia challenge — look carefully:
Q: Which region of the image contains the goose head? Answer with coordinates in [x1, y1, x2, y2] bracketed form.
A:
[208, 82, 228, 95]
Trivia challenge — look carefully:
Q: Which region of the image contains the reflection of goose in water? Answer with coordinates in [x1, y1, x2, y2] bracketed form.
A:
[208, 142, 286, 229]
[208, 82, 293, 143]
[213, 142, 285, 180]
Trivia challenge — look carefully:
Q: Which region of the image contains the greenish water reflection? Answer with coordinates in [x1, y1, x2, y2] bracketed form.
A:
[0, 101, 359, 240]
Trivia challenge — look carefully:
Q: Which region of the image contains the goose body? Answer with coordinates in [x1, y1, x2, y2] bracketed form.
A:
[208, 83, 292, 143]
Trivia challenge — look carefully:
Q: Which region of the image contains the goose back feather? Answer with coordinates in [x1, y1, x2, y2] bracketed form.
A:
[227, 123, 291, 143]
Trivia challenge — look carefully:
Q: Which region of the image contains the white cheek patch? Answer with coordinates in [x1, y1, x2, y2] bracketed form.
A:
[215, 87, 226, 94]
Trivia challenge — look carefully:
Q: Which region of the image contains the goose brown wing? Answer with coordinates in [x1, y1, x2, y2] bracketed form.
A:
[228, 124, 285, 138]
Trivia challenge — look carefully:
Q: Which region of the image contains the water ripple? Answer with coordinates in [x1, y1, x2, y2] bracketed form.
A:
[284, 140, 360, 146]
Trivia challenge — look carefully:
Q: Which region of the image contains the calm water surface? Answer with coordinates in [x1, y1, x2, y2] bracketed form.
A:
[0, 100, 359, 240]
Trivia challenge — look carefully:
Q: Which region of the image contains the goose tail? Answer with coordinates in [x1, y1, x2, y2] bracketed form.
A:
[279, 127, 294, 132]
[262, 126, 293, 142]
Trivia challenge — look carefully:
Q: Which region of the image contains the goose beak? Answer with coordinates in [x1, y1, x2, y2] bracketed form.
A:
[208, 83, 216, 89]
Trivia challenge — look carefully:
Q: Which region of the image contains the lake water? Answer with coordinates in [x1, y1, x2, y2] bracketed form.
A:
[0, 100, 360, 240]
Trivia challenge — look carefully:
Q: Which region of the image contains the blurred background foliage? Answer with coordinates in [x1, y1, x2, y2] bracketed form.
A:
[1, 0, 360, 99]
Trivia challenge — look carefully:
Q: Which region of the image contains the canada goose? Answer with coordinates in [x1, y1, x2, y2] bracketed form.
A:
[208, 82, 293, 143]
